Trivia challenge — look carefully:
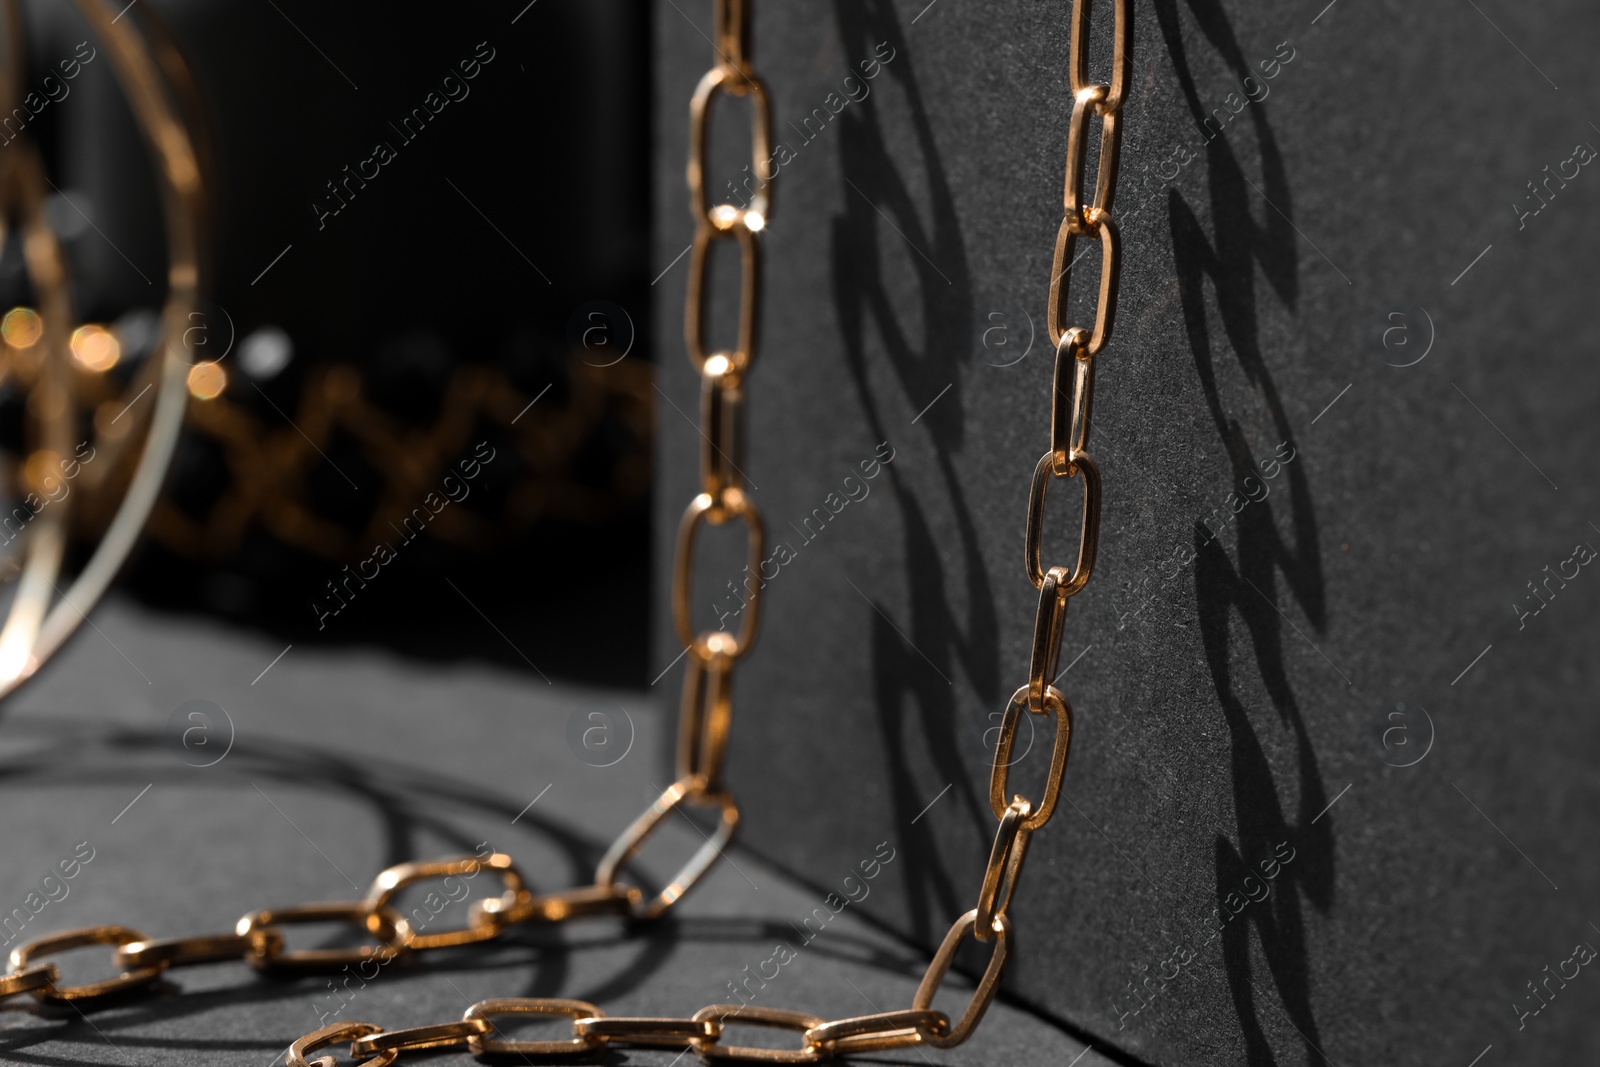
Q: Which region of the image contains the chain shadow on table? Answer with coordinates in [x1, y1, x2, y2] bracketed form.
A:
[0, 720, 932, 1061]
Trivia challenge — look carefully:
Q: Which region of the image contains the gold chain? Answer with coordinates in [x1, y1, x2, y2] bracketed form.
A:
[0, 0, 1133, 1061]
[669, 0, 771, 815]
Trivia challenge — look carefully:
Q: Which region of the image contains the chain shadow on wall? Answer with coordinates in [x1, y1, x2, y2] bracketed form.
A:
[0, 716, 649, 1048]
[828, 0, 999, 945]
[1155, 0, 1333, 1063]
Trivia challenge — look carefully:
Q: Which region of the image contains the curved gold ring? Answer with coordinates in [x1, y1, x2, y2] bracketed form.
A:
[0, 0, 204, 701]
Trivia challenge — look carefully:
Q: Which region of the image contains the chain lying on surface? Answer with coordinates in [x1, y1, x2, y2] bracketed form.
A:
[0, 0, 1131, 1060]
[0, 850, 650, 1004]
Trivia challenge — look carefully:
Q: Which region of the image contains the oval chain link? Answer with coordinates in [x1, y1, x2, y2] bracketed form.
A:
[594, 777, 741, 920]
[989, 685, 1074, 832]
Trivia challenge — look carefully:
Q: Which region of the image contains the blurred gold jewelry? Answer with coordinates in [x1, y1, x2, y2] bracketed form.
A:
[0, 0, 206, 698]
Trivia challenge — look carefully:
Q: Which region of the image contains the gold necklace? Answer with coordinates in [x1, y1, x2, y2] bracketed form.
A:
[0, 0, 1133, 1060]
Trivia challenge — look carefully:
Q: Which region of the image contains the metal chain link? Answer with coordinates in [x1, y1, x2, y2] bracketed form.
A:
[0, 0, 1135, 1060]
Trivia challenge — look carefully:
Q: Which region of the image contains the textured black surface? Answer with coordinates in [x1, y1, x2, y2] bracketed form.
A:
[0, 598, 1101, 1065]
[653, 1, 1600, 1064]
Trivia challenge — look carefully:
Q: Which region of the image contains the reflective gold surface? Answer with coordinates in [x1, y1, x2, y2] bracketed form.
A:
[9, 924, 166, 1002]
[0, 0, 204, 699]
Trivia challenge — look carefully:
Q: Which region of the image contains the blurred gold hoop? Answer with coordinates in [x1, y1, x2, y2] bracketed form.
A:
[0, 0, 204, 699]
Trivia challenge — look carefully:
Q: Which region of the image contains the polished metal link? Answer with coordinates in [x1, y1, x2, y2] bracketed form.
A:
[679, 634, 735, 789]
[974, 798, 1033, 939]
[688, 69, 770, 226]
[362, 853, 529, 951]
[1063, 85, 1121, 233]
[686, 213, 763, 371]
[673, 489, 765, 656]
[1048, 211, 1119, 354]
[702, 353, 749, 500]
[464, 998, 604, 1056]
[236, 902, 409, 972]
[1068, 0, 1131, 112]
[475, 883, 642, 926]
[912, 911, 1012, 1049]
[692, 1004, 824, 1063]
[288, 1022, 397, 1067]
[575, 1014, 722, 1047]
[350, 1018, 490, 1058]
[594, 777, 740, 920]
[1050, 331, 1095, 464]
[805, 1009, 949, 1055]
[1026, 566, 1071, 710]
[989, 685, 1073, 832]
[9, 926, 165, 1003]
[714, 0, 754, 82]
[1025, 448, 1101, 593]
[0, 963, 59, 1000]
[116, 931, 279, 969]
